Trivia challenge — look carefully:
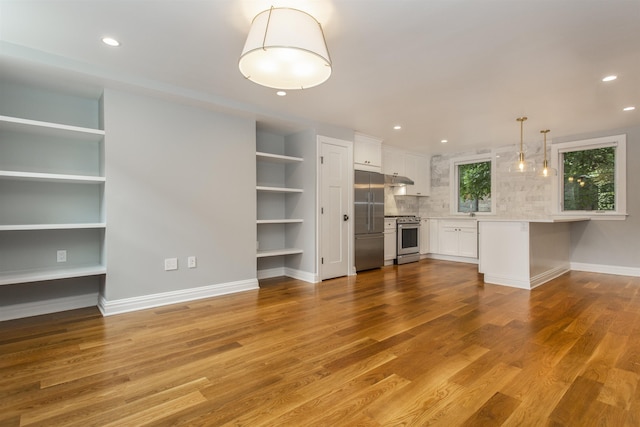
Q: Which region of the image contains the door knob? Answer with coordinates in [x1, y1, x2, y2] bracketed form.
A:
[343, 214, 349, 221]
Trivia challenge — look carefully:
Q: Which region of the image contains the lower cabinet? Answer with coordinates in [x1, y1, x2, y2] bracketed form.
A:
[419, 218, 429, 254]
[434, 219, 478, 259]
[383, 219, 396, 263]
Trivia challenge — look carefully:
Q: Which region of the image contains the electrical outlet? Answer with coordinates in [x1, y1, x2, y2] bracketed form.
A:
[187, 256, 197, 269]
[57, 250, 67, 263]
[164, 257, 178, 271]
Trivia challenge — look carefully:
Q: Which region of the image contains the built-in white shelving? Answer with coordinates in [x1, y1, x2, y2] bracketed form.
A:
[0, 170, 105, 183]
[0, 223, 106, 231]
[0, 85, 106, 290]
[0, 265, 107, 286]
[256, 185, 303, 193]
[256, 248, 303, 258]
[0, 115, 105, 140]
[256, 149, 304, 260]
[256, 219, 304, 224]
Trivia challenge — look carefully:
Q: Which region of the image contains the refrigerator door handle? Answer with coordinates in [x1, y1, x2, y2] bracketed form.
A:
[367, 192, 371, 231]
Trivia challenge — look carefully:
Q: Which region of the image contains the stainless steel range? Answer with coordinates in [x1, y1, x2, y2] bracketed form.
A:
[396, 216, 420, 264]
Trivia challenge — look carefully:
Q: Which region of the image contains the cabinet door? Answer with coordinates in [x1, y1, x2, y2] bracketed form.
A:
[384, 231, 396, 261]
[404, 153, 430, 196]
[438, 226, 459, 256]
[419, 219, 430, 254]
[458, 227, 478, 258]
[382, 146, 404, 176]
[354, 134, 381, 171]
[429, 219, 439, 253]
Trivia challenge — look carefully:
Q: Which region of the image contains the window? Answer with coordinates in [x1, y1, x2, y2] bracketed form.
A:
[450, 153, 496, 214]
[551, 134, 627, 219]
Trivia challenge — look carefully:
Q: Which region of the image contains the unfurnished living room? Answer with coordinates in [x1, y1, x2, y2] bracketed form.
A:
[1, 1, 639, 426]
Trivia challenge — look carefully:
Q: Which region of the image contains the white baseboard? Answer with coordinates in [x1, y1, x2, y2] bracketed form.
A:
[284, 267, 319, 283]
[426, 254, 479, 265]
[98, 278, 259, 316]
[530, 265, 571, 289]
[0, 293, 98, 322]
[257, 267, 286, 280]
[571, 262, 640, 277]
[257, 267, 318, 283]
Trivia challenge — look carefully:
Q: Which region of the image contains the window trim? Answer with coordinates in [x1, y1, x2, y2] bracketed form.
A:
[449, 152, 496, 216]
[551, 134, 627, 220]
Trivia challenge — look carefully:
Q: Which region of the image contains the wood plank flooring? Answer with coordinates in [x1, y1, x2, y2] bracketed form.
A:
[2, 259, 640, 426]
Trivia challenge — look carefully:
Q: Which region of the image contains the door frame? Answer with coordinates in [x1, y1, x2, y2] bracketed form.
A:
[316, 135, 355, 280]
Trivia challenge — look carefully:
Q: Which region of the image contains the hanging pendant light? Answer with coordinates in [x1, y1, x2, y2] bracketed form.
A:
[239, 7, 332, 90]
[511, 116, 535, 173]
[539, 129, 556, 177]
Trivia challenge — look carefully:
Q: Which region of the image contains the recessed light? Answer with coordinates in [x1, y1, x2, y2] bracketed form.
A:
[440, 139, 448, 144]
[393, 125, 402, 130]
[623, 106, 635, 111]
[276, 91, 287, 96]
[602, 75, 617, 82]
[102, 37, 120, 47]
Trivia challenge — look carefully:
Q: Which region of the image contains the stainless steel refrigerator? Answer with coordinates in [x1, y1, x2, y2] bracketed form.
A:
[354, 170, 384, 271]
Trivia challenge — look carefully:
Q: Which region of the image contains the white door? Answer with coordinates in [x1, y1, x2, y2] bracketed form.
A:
[320, 138, 351, 280]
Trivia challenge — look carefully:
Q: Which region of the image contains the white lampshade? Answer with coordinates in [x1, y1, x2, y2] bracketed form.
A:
[239, 7, 332, 90]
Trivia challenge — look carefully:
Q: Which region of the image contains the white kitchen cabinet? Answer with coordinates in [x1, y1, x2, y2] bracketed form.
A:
[382, 145, 405, 176]
[0, 82, 106, 287]
[383, 219, 396, 263]
[429, 219, 439, 253]
[437, 220, 478, 258]
[404, 152, 430, 196]
[383, 147, 430, 197]
[354, 133, 382, 172]
[419, 218, 430, 254]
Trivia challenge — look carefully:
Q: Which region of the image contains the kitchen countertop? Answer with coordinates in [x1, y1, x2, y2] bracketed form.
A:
[475, 217, 590, 223]
[424, 216, 590, 223]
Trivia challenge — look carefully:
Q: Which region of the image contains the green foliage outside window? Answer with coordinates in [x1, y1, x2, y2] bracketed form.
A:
[563, 147, 615, 211]
[458, 161, 491, 213]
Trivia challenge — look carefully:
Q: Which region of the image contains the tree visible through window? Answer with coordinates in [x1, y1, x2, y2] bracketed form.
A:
[552, 133, 626, 219]
[563, 147, 615, 211]
[458, 161, 491, 213]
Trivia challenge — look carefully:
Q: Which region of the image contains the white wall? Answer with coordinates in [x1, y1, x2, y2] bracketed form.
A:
[102, 89, 257, 303]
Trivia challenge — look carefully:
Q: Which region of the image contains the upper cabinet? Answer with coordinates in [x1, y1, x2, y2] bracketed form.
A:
[382, 146, 404, 176]
[354, 133, 382, 172]
[404, 152, 430, 196]
[382, 145, 431, 197]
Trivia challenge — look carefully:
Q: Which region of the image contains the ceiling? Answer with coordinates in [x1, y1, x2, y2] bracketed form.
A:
[1, 0, 639, 155]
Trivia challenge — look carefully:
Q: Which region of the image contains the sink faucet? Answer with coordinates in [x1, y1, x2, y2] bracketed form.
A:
[469, 212, 476, 217]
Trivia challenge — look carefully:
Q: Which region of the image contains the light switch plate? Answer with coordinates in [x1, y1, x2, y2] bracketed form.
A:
[57, 250, 67, 263]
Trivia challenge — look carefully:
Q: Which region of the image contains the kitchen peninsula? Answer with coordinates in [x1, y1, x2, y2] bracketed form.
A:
[478, 218, 590, 289]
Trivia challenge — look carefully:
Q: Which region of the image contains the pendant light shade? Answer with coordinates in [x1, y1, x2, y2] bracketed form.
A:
[510, 116, 535, 173]
[239, 7, 332, 90]
[539, 129, 556, 177]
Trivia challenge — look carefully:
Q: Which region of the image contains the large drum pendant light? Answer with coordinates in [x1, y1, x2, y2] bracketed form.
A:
[239, 7, 332, 90]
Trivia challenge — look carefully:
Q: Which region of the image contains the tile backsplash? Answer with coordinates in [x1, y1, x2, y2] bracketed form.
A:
[384, 186, 418, 216]
[419, 143, 553, 219]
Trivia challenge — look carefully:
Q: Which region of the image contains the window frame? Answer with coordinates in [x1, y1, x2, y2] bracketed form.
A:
[551, 134, 627, 220]
[449, 152, 496, 216]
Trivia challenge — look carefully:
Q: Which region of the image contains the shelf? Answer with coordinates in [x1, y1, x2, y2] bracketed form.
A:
[0, 115, 105, 141]
[0, 170, 105, 183]
[256, 152, 304, 164]
[256, 248, 303, 258]
[0, 265, 107, 286]
[0, 223, 106, 231]
[257, 219, 304, 224]
[256, 186, 303, 193]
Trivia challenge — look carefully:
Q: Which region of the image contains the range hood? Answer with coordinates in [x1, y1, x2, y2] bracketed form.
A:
[384, 174, 414, 186]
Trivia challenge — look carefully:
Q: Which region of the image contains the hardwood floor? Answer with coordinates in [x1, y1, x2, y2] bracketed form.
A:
[2, 259, 640, 426]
